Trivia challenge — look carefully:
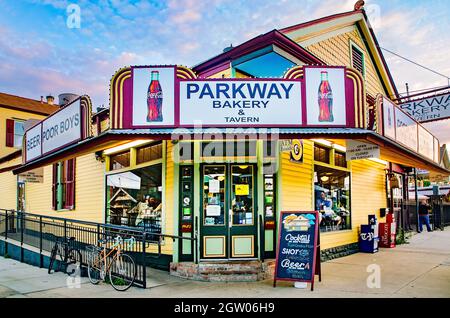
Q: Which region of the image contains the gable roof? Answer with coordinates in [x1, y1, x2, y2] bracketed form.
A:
[192, 29, 324, 77]
[279, 9, 399, 99]
[0, 92, 59, 116]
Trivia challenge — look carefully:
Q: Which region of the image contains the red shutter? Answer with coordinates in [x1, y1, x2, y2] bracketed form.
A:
[6, 119, 14, 147]
[52, 163, 58, 210]
[63, 159, 76, 210]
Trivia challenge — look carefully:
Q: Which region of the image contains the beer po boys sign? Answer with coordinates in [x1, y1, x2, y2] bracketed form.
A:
[109, 65, 365, 129]
[24, 96, 92, 163]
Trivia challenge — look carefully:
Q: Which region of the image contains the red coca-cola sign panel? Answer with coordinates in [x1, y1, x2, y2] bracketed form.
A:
[304, 67, 347, 126]
[131, 66, 176, 128]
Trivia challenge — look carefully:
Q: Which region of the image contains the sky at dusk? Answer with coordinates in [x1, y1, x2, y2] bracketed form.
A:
[0, 0, 449, 147]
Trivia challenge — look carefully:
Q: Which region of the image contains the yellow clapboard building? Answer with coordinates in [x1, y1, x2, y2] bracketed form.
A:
[1, 4, 449, 280]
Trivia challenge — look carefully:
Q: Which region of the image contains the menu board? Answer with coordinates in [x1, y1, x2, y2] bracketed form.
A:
[274, 211, 319, 290]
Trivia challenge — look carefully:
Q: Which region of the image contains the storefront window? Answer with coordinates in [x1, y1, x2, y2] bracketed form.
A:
[136, 142, 162, 165]
[203, 165, 226, 225]
[314, 165, 351, 232]
[314, 145, 330, 164]
[106, 164, 163, 237]
[231, 165, 254, 225]
[334, 151, 347, 168]
[110, 151, 130, 170]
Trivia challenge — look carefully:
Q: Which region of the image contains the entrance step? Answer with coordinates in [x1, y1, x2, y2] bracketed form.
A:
[170, 260, 276, 282]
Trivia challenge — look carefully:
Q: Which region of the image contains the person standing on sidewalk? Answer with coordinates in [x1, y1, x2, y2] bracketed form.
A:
[418, 198, 432, 233]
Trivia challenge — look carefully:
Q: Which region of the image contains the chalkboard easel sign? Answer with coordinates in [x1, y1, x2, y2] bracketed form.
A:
[273, 211, 320, 291]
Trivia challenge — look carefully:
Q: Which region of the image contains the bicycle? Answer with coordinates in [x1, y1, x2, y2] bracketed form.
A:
[47, 234, 82, 276]
[86, 235, 137, 291]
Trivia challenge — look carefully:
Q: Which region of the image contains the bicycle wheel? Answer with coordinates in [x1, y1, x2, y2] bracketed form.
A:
[48, 244, 58, 274]
[66, 248, 82, 276]
[87, 254, 102, 285]
[109, 254, 136, 291]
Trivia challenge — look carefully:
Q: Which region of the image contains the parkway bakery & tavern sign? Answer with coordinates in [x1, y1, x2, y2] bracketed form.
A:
[179, 80, 302, 125]
[399, 92, 450, 123]
[108, 65, 366, 130]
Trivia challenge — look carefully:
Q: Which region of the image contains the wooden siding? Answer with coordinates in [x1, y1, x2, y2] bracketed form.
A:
[25, 154, 105, 223]
[280, 140, 387, 250]
[305, 27, 387, 98]
[279, 140, 314, 211]
[100, 117, 110, 134]
[0, 108, 46, 158]
[160, 141, 174, 254]
[0, 157, 21, 210]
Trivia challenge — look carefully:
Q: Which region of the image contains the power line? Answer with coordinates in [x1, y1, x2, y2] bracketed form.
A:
[397, 84, 450, 96]
[380, 47, 450, 85]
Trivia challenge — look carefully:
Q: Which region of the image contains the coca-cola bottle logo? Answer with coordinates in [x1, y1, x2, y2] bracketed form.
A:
[147, 91, 163, 99]
[146, 70, 163, 122]
[319, 92, 332, 99]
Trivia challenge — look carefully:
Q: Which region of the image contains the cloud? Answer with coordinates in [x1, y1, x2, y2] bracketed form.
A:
[0, 0, 449, 152]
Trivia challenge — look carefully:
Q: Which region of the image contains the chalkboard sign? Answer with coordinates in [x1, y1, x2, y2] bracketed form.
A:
[273, 211, 319, 290]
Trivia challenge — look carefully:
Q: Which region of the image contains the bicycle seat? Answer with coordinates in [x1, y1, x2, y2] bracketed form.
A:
[98, 239, 108, 245]
[68, 237, 76, 241]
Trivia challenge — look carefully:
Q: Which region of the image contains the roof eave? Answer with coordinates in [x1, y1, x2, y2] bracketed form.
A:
[279, 9, 399, 99]
[0, 104, 57, 116]
[192, 30, 323, 76]
[279, 9, 363, 33]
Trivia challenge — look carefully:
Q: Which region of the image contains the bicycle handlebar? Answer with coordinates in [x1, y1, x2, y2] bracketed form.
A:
[98, 235, 136, 249]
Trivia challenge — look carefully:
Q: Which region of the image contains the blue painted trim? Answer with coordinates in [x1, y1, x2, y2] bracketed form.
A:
[231, 45, 274, 67]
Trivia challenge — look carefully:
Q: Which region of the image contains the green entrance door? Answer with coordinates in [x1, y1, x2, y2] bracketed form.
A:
[200, 164, 258, 259]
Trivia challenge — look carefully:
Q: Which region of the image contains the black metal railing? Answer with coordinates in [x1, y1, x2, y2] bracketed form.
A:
[0, 209, 197, 288]
[404, 203, 450, 232]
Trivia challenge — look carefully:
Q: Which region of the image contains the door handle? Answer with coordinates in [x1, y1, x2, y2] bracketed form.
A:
[229, 209, 232, 227]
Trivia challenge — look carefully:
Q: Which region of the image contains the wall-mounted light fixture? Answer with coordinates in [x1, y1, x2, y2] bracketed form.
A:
[95, 151, 105, 163]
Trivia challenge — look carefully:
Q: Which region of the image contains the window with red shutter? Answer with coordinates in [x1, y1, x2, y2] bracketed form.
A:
[52, 159, 76, 211]
[6, 119, 14, 147]
[52, 163, 58, 210]
[63, 159, 76, 210]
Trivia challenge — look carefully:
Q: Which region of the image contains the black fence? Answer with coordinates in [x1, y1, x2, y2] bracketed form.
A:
[0, 209, 197, 289]
[405, 202, 450, 232]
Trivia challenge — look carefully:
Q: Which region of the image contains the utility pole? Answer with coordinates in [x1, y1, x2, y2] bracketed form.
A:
[405, 83, 410, 102]
[414, 168, 419, 232]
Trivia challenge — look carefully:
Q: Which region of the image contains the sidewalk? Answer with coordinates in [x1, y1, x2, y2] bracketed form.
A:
[1, 228, 450, 298]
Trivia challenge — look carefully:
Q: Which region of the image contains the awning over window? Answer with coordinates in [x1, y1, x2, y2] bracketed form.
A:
[12, 128, 450, 175]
